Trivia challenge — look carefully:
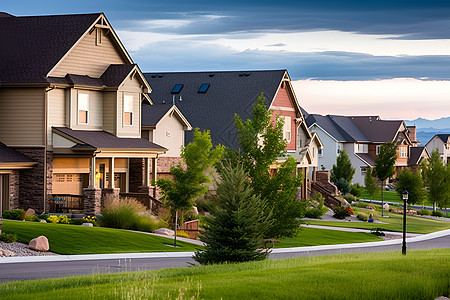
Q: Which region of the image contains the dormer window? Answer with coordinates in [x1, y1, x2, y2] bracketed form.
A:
[124, 95, 133, 126]
[78, 93, 89, 124]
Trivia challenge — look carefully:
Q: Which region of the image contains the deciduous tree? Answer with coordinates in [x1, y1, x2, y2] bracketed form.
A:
[374, 141, 397, 216]
[364, 168, 379, 201]
[425, 149, 449, 215]
[395, 168, 427, 206]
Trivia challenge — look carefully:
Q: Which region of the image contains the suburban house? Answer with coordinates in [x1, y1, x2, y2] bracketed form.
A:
[143, 70, 323, 199]
[0, 12, 187, 214]
[306, 114, 423, 185]
[426, 134, 450, 164]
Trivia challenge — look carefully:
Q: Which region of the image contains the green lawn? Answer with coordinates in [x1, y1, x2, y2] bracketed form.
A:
[2, 220, 201, 255]
[361, 190, 434, 206]
[1, 249, 448, 299]
[277, 227, 382, 248]
[307, 210, 450, 234]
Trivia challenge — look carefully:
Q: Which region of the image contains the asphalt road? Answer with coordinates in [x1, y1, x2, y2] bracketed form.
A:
[0, 233, 448, 283]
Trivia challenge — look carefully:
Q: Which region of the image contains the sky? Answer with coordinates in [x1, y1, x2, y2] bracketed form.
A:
[3, 0, 450, 121]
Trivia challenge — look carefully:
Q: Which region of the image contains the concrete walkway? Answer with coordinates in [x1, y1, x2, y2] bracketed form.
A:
[301, 224, 422, 237]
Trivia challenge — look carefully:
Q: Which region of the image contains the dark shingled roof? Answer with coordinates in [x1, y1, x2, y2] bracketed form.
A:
[348, 116, 402, 143]
[437, 134, 450, 144]
[355, 153, 375, 167]
[101, 64, 136, 87]
[408, 146, 427, 165]
[53, 127, 166, 150]
[141, 102, 174, 127]
[305, 114, 369, 143]
[0, 13, 101, 84]
[144, 70, 286, 148]
[0, 142, 35, 163]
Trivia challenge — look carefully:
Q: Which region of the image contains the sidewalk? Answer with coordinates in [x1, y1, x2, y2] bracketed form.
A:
[301, 224, 422, 237]
[1, 229, 448, 264]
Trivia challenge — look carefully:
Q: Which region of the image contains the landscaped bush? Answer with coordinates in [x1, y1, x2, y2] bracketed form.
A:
[350, 183, 364, 198]
[357, 212, 369, 221]
[24, 213, 40, 222]
[432, 210, 444, 217]
[82, 215, 98, 226]
[420, 209, 432, 216]
[305, 207, 329, 219]
[335, 178, 351, 194]
[176, 230, 190, 239]
[0, 232, 18, 243]
[333, 206, 353, 219]
[354, 201, 369, 208]
[70, 218, 85, 225]
[2, 209, 25, 220]
[46, 215, 60, 223]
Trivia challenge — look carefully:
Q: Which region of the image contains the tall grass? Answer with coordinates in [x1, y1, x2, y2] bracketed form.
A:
[101, 197, 166, 232]
[0, 249, 448, 299]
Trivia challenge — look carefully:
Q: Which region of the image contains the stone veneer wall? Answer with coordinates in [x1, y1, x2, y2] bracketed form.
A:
[157, 157, 184, 173]
[315, 170, 340, 195]
[83, 188, 102, 215]
[9, 170, 20, 209]
[129, 158, 144, 192]
[14, 148, 51, 213]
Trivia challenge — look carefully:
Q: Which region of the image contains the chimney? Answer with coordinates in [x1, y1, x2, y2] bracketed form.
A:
[407, 126, 417, 142]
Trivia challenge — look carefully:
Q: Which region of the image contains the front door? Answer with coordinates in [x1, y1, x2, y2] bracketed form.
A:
[0, 174, 10, 213]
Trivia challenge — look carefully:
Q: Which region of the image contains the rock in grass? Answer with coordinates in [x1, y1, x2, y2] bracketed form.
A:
[29, 236, 49, 252]
[154, 228, 174, 236]
[81, 223, 93, 227]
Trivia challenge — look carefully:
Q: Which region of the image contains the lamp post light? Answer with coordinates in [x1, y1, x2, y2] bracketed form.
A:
[402, 190, 409, 255]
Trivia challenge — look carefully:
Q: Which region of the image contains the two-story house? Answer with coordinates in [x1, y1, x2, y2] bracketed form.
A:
[426, 134, 450, 164]
[0, 12, 188, 214]
[143, 70, 323, 199]
[306, 114, 422, 185]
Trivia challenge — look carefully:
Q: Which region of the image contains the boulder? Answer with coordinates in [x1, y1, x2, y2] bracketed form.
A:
[40, 219, 47, 223]
[154, 228, 174, 236]
[29, 236, 49, 252]
[26, 208, 36, 216]
[81, 222, 93, 227]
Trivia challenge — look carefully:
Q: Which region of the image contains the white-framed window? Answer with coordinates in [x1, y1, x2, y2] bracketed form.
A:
[337, 143, 342, 154]
[124, 95, 133, 126]
[283, 116, 291, 143]
[361, 167, 368, 176]
[78, 93, 89, 124]
[318, 149, 323, 157]
[400, 146, 407, 158]
[355, 143, 368, 153]
[376, 145, 381, 155]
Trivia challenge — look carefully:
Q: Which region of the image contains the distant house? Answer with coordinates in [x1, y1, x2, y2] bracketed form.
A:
[426, 134, 450, 164]
[306, 115, 423, 185]
[143, 70, 323, 199]
[0, 12, 188, 214]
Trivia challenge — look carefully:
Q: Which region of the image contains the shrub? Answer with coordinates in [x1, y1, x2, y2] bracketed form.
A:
[305, 207, 328, 219]
[24, 213, 40, 222]
[335, 178, 351, 194]
[176, 230, 190, 239]
[0, 232, 18, 243]
[309, 193, 325, 209]
[355, 201, 369, 208]
[58, 215, 70, 224]
[82, 215, 98, 226]
[420, 209, 432, 216]
[38, 214, 48, 220]
[350, 183, 364, 197]
[132, 215, 167, 233]
[343, 194, 357, 204]
[432, 210, 444, 217]
[357, 212, 369, 221]
[333, 206, 352, 219]
[46, 215, 60, 223]
[70, 218, 85, 225]
[2, 209, 25, 220]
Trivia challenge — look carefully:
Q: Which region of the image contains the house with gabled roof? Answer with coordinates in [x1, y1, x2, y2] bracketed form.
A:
[142, 70, 323, 199]
[0, 12, 189, 214]
[426, 134, 450, 164]
[306, 114, 421, 185]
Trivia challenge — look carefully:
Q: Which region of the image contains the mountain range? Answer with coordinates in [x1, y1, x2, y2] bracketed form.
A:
[405, 117, 450, 145]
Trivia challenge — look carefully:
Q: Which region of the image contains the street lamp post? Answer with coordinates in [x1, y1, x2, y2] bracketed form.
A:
[402, 190, 408, 255]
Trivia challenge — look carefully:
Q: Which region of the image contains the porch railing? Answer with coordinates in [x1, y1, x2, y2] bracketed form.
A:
[49, 194, 84, 213]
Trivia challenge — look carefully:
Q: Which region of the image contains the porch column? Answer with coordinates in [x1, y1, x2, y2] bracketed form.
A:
[143, 157, 150, 186]
[152, 157, 158, 198]
[108, 157, 115, 188]
[89, 156, 96, 188]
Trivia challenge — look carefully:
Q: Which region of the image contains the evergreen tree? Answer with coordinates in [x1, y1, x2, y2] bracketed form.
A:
[330, 150, 355, 185]
[194, 161, 271, 264]
[231, 93, 305, 239]
[425, 149, 449, 214]
[395, 168, 427, 206]
[374, 141, 398, 216]
[157, 129, 224, 244]
[364, 168, 379, 200]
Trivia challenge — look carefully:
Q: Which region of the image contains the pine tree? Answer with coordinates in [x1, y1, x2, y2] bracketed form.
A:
[364, 168, 379, 200]
[194, 161, 271, 264]
[395, 168, 427, 206]
[330, 150, 355, 186]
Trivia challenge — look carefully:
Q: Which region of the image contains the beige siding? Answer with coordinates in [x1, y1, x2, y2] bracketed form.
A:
[103, 91, 117, 135]
[0, 88, 44, 146]
[153, 113, 184, 157]
[47, 88, 66, 146]
[70, 89, 103, 130]
[116, 76, 143, 138]
[49, 28, 127, 78]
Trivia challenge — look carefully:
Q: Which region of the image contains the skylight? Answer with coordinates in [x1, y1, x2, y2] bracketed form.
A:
[198, 83, 210, 93]
[171, 84, 183, 94]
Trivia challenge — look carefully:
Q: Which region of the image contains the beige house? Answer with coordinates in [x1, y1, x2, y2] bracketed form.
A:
[0, 12, 188, 214]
